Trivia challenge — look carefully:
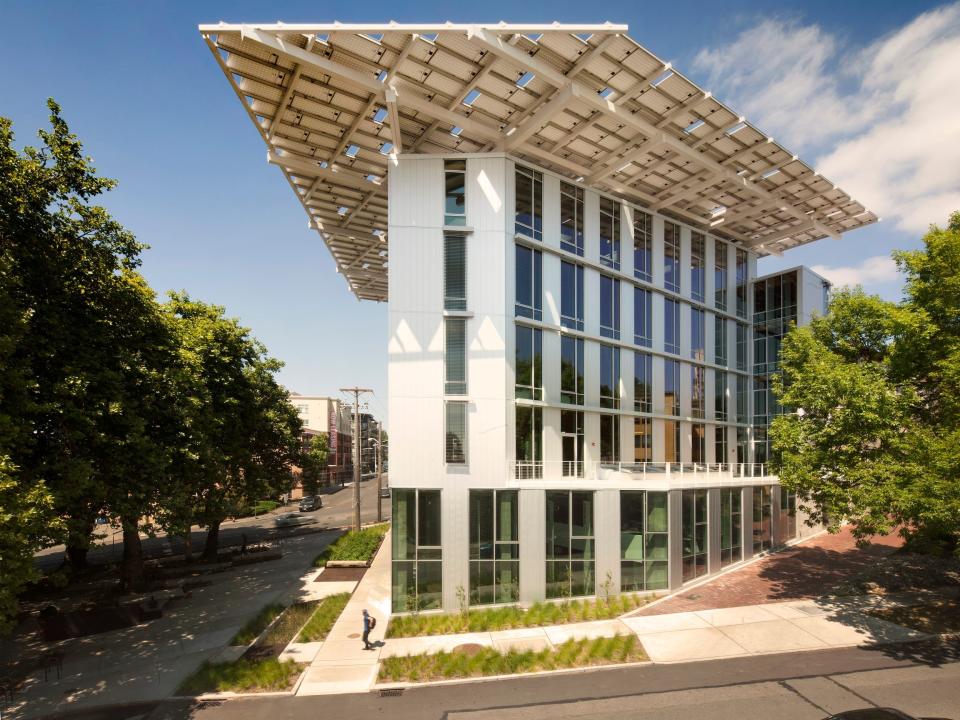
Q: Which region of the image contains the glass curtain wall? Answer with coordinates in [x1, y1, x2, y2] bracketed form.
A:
[620, 491, 669, 591]
[516, 406, 542, 478]
[682, 489, 708, 582]
[560, 182, 584, 255]
[469, 490, 520, 605]
[720, 488, 742, 567]
[515, 165, 543, 239]
[546, 491, 595, 598]
[753, 485, 773, 553]
[392, 489, 442, 611]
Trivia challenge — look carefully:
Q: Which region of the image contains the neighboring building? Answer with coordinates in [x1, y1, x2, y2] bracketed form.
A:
[289, 394, 353, 486]
[204, 23, 876, 613]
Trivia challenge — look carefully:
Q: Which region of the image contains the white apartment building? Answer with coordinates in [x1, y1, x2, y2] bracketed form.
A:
[203, 22, 876, 613]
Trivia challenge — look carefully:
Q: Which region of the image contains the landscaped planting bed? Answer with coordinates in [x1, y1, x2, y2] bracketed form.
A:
[386, 594, 657, 638]
[313, 523, 388, 567]
[178, 658, 304, 694]
[230, 603, 285, 646]
[298, 593, 351, 642]
[378, 635, 647, 683]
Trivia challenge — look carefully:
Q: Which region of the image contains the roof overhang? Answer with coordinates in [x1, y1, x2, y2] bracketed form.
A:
[199, 21, 878, 302]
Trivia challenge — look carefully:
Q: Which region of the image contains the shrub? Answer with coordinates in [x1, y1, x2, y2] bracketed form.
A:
[178, 658, 303, 694]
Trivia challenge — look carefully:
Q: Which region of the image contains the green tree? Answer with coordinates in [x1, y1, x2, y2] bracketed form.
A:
[300, 433, 329, 496]
[770, 213, 960, 553]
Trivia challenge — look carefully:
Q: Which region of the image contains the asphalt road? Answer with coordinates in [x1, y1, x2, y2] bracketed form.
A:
[33, 476, 390, 572]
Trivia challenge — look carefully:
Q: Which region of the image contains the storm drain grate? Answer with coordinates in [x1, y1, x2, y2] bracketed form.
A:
[379, 688, 405, 697]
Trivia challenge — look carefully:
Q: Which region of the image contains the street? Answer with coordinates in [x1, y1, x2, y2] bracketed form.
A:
[33, 476, 390, 572]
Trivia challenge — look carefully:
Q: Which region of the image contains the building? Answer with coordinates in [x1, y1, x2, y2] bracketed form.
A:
[202, 23, 876, 613]
[289, 394, 353, 486]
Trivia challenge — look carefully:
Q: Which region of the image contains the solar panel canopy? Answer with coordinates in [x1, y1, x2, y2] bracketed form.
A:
[200, 21, 877, 302]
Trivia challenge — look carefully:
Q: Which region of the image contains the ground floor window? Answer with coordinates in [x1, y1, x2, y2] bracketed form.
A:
[752, 485, 773, 554]
[779, 488, 797, 542]
[620, 491, 668, 592]
[469, 490, 520, 605]
[392, 489, 442, 612]
[720, 487, 742, 567]
[682, 489, 708, 582]
[546, 491, 595, 598]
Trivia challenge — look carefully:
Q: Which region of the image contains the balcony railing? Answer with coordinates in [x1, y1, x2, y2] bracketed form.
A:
[512, 460, 585, 479]
[598, 462, 770, 479]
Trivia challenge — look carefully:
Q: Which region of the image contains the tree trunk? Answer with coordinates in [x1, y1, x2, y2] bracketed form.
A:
[65, 543, 89, 571]
[183, 530, 193, 564]
[65, 514, 96, 572]
[120, 517, 146, 592]
[201, 519, 221, 562]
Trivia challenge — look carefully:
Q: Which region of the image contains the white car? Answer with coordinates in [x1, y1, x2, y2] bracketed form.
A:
[274, 512, 319, 528]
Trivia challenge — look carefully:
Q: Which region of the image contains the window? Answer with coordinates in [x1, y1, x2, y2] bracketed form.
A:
[444, 234, 467, 310]
[560, 182, 584, 255]
[736, 248, 748, 318]
[682, 489, 708, 582]
[516, 405, 542, 478]
[736, 375, 748, 424]
[634, 352, 652, 413]
[663, 359, 679, 416]
[737, 426, 749, 465]
[392, 489, 442, 612]
[633, 209, 652, 282]
[753, 485, 773, 553]
[445, 401, 467, 463]
[664, 299, 680, 355]
[444, 159, 466, 226]
[691, 365, 705, 419]
[561, 410, 584, 477]
[515, 165, 543, 240]
[779, 488, 797, 542]
[600, 414, 620, 463]
[634, 417, 652, 463]
[715, 239, 728, 311]
[445, 317, 467, 395]
[664, 221, 681, 292]
[546, 491, 595, 598]
[753, 376, 769, 427]
[692, 423, 705, 463]
[715, 370, 728, 421]
[600, 275, 620, 339]
[600, 344, 620, 409]
[720, 487, 742, 567]
[515, 244, 542, 320]
[691, 308, 705, 361]
[599, 197, 621, 270]
[715, 315, 728, 366]
[691, 232, 705, 302]
[736, 322, 748, 371]
[664, 419, 680, 463]
[560, 261, 584, 330]
[515, 325, 542, 400]
[715, 425, 729, 466]
[634, 287, 651, 347]
[296, 404, 309, 415]
[620, 491, 668, 592]
[561, 336, 584, 405]
[469, 490, 519, 605]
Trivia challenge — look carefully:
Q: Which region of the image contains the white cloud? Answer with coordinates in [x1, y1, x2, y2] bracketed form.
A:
[691, 5, 960, 236]
[810, 255, 899, 289]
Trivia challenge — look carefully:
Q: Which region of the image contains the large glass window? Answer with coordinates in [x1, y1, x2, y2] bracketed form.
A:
[634, 417, 652, 463]
[392, 489, 442, 612]
[546, 491, 595, 598]
[720, 488, 742, 567]
[445, 401, 467, 464]
[515, 244, 542, 320]
[620, 491, 668, 592]
[634, 287, 651, 347]
[445, 317, 467, 395]
[560, 182, 584, 256]
[691, 232, 705, 302]
[736, 248, 748, 318]
[561, 410, 584, 478]
[664, 222, 681, 293]
[444, 234, 466, 310]
[663, 359, 680, 416]
[600, 275, 620, 340]
[560, 261, 584, 331]
[444, 159, 466, 226]
[515, 325, 542, 400]
[600, 344, 620, 409]
[469, 490, 519, 605]
[736, 322, 748, 371]
[600, 414, 620, 463]
[561, 336, 584, 405]
[634, 352, 652, 413]
[692, 423, 705, 463]
[736, 374, 748, 424]
[516, 406, 542, 479]
[691, 365, 705, 419]
[664, 419, 680, 463]
[753, 485, 773, 553]
[715, 315, 728, 366]
[715, 239, 728, 311]
[715, 425, 729, 465]
[515, 165, 543, 240]
[633, 210, 652, 282]
[715, 370, 728, 421]
[682, 489, 708, 582]
[664, 298, 680, 355]
[691, 308, 705, 361]
[779, 488, 797, 542]
[599, 197, 621, 270]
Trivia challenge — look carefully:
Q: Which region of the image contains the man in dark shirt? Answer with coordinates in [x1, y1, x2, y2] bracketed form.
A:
[362, 609, 373, 650]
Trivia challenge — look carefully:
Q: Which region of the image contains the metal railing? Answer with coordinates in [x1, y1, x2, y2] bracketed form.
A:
[512, 460, 585, 480]
[509, 461, 768, 481]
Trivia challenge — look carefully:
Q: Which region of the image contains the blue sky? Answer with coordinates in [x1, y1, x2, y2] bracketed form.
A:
[2, 0, 957, 415]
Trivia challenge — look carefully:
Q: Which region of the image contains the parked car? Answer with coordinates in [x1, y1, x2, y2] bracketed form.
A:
[379, 486, 391, 499]
[275, 512, 318, 528]
[826, 709, 951, 720]
[299, 495, 322, 512]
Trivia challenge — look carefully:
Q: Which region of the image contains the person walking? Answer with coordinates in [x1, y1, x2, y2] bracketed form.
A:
[362, 608, 376, 650]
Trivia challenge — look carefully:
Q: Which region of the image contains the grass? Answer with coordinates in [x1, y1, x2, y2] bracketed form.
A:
[386, 593, 657, 638]
[177, 658, 304, 695]
[230, 603, 285, 646]
[866, 600, 960, 635]
[378, 634, 646, 683]
[298, 593, 352, 642]
[313, 523, 388, 567]
[235, 499, 281, 518]
[256, 601, 319, 650]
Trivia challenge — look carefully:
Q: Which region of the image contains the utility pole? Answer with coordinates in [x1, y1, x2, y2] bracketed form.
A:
[340, 387, 371, 532]
[376, 424, 383, 522]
